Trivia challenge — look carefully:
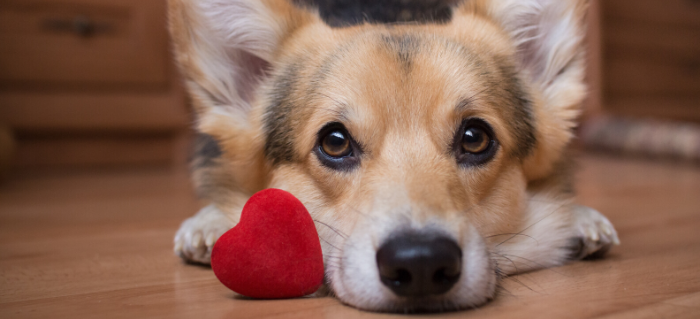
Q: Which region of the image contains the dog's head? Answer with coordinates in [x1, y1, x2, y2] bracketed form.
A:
[170, 0, 588, 312]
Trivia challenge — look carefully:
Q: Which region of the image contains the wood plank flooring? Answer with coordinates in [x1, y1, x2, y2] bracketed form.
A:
[1, 154, 699, 318]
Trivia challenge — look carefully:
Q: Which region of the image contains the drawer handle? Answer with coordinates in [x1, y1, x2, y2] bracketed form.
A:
[42, 15, 112, 38]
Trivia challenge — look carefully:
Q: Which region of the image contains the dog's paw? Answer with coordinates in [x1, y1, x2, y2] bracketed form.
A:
[569, 205, 620, 260]
[174, 205, 236, 264]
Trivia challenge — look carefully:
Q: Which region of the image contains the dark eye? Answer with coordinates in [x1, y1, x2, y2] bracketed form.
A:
[461, 127, 489, 154]
[454, 119, 498, 166]
[321, 130, 352, 158]
[315, 123, 361, 171]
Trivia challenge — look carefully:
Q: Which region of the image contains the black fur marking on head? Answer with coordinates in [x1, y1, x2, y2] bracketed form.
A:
[264, 63, 302, 165]
[452, 41, 537, 160]
[191, 134, 222, 168]
[311, 41, 354, 91]
[503, 68, 537, 159]
[381, 34, 421, 72]
[265, 42, 359, 166]
[296, 0, 456, 27]
[497, 62, 537, 160]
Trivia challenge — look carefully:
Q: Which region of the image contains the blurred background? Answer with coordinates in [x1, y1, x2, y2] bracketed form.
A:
[0, 0, 699, 178]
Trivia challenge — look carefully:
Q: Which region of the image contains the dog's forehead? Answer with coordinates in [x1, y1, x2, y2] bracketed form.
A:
[317, 30, 493, 117]
[263, 22, 536, 165]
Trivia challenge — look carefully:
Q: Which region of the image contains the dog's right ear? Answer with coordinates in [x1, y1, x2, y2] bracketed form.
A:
[168, 0, 317, 134]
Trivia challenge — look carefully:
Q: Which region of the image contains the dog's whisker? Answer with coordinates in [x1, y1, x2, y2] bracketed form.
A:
[345, 205, 370, 219]
[517, 273, 548, 294]
[498, 253, 547, 269]
[496, 202, 568, 247]
[500, 274, 539, 294]
[491, 253, 519, 274]
[498, 253, 570, 277]
[495, 282, 515, 298]
[491, 253, 551, 294]
[314, 219, 348, 239]
[486, 233, 539, 245]
[318, 236, 343, 252]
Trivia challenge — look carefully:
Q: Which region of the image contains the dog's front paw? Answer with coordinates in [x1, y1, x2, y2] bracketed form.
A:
[174, 205, 236, 264]
[569, 205, 620, 260]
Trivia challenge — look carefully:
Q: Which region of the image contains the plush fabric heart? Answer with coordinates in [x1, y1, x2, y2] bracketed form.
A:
[211, 188, 324, 299]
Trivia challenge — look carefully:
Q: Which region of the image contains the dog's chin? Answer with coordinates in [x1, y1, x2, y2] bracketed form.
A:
[326, 226, 497, 313]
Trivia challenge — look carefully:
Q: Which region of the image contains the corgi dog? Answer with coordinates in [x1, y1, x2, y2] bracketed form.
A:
[169, 0, 619, 312]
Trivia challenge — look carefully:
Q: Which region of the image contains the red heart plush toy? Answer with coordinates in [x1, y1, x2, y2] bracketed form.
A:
[211, 188, 324, 298]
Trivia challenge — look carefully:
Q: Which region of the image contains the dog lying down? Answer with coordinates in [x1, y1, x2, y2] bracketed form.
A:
[169, 0, 619, 312]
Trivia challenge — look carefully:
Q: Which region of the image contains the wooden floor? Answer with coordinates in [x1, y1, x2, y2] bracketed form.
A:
[1, 154, 699, 318]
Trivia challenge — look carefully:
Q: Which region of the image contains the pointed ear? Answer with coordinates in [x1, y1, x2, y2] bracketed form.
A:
[168, 0, 317, 133]
[459, 0, 589, 180]
[483, 0, 588, 89]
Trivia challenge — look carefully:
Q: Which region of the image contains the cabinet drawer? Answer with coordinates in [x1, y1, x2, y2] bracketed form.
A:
[604, 22, 700, 64]
[606, 95, 700, 122]
[0, 0, 169, 89]
[603, 0, 700, 28]
[605, 57, 700, 95]
[602, 0, 700, 96]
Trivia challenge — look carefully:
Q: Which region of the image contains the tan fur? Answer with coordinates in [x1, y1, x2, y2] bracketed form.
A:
[170, 0, 618, 312]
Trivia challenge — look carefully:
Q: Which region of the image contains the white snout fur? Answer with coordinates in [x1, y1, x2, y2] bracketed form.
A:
[326, 214, 496, 312]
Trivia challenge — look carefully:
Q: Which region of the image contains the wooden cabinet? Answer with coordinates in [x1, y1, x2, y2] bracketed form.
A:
[0, 0, 170, 88]
[0, 0, 190, 169]
[599, 0, 700, 122]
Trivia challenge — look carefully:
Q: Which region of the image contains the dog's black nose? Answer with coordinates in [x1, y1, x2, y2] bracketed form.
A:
[376, 233, 462, 297]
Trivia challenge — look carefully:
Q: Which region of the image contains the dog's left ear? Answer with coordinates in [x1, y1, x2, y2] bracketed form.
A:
[168, 0, 318, 136]
[458, 0, 589, 180]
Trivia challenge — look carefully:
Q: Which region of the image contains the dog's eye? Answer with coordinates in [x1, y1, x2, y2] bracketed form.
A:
[315, 123, 361, 171]
[455, 119, 498, 166]
[461, 127, 489, 154]
[321, 130, 352, 158]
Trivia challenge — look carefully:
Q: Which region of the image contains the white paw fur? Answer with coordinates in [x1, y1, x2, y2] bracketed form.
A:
[174, 204, 236, 264]
[571, 205, 620, 259]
